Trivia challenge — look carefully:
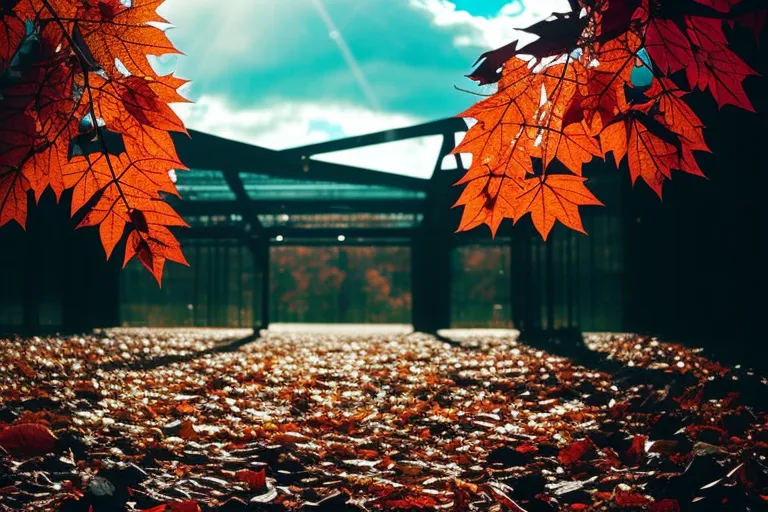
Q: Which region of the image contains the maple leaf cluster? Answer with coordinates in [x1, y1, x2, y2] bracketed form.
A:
[0, 0, 189, 283]
[454, 0, 764, 239]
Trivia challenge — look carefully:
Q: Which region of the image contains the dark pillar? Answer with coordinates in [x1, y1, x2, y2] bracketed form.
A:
[510, 232, 526, 331]
[192, 243, 200, 326]
[237, 243, 244, 328]
[206, 242, 214, 326]
[545, 238, 554, 331]
[411, 228, 452, 333]
[22, 203, 42, 331]
[61, 229, 121, 332]
[248, 237, 270, 331]
[510, 223, 544, 334]
[410, 131, 466, 333]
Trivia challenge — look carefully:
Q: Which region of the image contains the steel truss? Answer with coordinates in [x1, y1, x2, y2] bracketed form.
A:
[168, 117, 619, 333]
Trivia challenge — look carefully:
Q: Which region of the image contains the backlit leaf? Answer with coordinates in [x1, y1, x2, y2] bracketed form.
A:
[0, 0, 188, 283]
[516, 174, 603, 240]
[455, 0, 760, 238]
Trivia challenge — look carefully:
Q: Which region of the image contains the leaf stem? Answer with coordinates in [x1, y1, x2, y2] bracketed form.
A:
[39, 0, 131, 211]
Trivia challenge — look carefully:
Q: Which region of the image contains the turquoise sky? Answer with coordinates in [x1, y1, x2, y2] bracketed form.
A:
[452, 0, 517, 16]
[156, 0, 567, 174]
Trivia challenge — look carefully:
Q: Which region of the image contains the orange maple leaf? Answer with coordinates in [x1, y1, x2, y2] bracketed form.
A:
[455, 58, 542, 181]
[89, 74, 187, 134]
[0, 13, 26, 72]
[0, 165, 31, 228]
[536, 61, 603, 175]
[1, 0, 189, 284]
[601, 111, 703, 198]
[455, 57, 604, 237]
[455, 0, 760, 239]
[516, 174, 603, 240]
[645, 78, 709, 152]
[566, 32, 642, 133]
[685, 28, 758, 111]
[645, 17, 695, 75]
[73, 0, 181, 78]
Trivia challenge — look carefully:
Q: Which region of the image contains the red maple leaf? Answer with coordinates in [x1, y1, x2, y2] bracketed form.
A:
[0, 423, 57, 456]
[558, 438, 595, 464]
[645, 18, 695, 75]
[237, 468, 267, 490]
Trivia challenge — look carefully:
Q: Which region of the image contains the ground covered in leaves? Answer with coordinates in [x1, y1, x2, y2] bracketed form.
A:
[2, 328, 768, 511]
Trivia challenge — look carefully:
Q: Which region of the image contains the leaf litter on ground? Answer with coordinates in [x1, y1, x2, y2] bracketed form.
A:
[1, 329, 767, 510]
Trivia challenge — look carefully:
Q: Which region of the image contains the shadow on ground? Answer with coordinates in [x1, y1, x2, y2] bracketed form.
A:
[507, 328, 768, 412]
[95, 331, 260, 373]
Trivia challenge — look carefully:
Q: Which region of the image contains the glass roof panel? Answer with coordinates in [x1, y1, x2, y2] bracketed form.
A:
[240, 173, 426, 201]
[176, 170, 235, 201]
[259, 213, 423, 230]
[184, 215, 244, 228]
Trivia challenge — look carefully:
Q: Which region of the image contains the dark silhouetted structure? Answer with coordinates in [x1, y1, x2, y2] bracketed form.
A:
[1, 34, 765, 369]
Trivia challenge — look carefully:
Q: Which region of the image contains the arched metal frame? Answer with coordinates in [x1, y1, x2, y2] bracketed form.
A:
[169, 118, 471, 332]
[164, 117, 623, 334]
[170, 118, 466, 234]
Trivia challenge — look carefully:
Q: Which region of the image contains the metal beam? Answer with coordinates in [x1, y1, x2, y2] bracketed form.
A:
[273, 239, 411, 247]
[282, 118, 467, 157]
[172, 130, 429, 191]
[178, 226, 427, 241]
[247, 238, 270, 331]
[222, 169, 263, 232]
[275, 235, 510, 248]
[172, 131, 280, 172]
[176, 223, 516, 244]
[173, 199, 426, 216]
[179, 226, 249, 240]
[286, 158, 428, 191]
[428, 133, 463, 193]
[264, 227, 416, 239]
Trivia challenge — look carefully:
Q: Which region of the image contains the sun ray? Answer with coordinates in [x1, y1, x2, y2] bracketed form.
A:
[309, 0, 382, 111]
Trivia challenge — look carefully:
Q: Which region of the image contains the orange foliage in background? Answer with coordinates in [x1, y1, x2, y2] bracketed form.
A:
[271, 247, 411, 324]
[0, 0, 188, 283]
[454, 0, 764, 239]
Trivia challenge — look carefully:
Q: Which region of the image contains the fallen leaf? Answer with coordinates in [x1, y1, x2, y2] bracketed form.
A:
[236, 468, 266, 490]
[0, 423, 57, 456]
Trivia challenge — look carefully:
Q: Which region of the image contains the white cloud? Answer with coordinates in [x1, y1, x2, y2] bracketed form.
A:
[173, 96, 443, 178]
[174, 96, 421, 148]
[157, 0, 312, 74]
[154, 0, 481, 119]
[155, 0, 571, 179]
[411, 0, 572, 50]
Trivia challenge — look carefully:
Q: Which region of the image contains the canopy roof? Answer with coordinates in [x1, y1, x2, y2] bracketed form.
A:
[170, 118, 468, 241]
